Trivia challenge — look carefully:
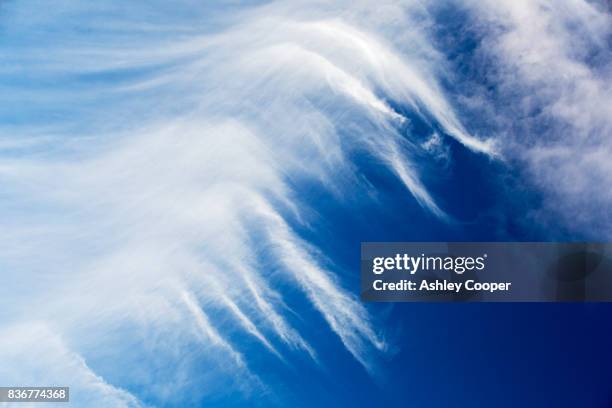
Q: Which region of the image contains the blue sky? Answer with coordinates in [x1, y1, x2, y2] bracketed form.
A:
[1, 1, 611, 406]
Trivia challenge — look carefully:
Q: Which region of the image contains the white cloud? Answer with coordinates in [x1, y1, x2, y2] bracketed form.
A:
[461, 0, 612, 236]
[0, 1, 491, 402]
[8, 0, 608, 403]
[0, 324, 145, 408]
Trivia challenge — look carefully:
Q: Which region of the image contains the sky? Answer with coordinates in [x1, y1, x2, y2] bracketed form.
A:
[0, 1, 611, 407]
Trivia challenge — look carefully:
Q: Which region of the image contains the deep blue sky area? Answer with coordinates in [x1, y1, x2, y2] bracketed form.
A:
[263, 304, 612, 408]
[281, 146, 612, 407]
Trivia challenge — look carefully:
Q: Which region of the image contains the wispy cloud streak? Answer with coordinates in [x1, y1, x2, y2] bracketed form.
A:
[0, 1, 485, 402]
[4, 0, 606, 405]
